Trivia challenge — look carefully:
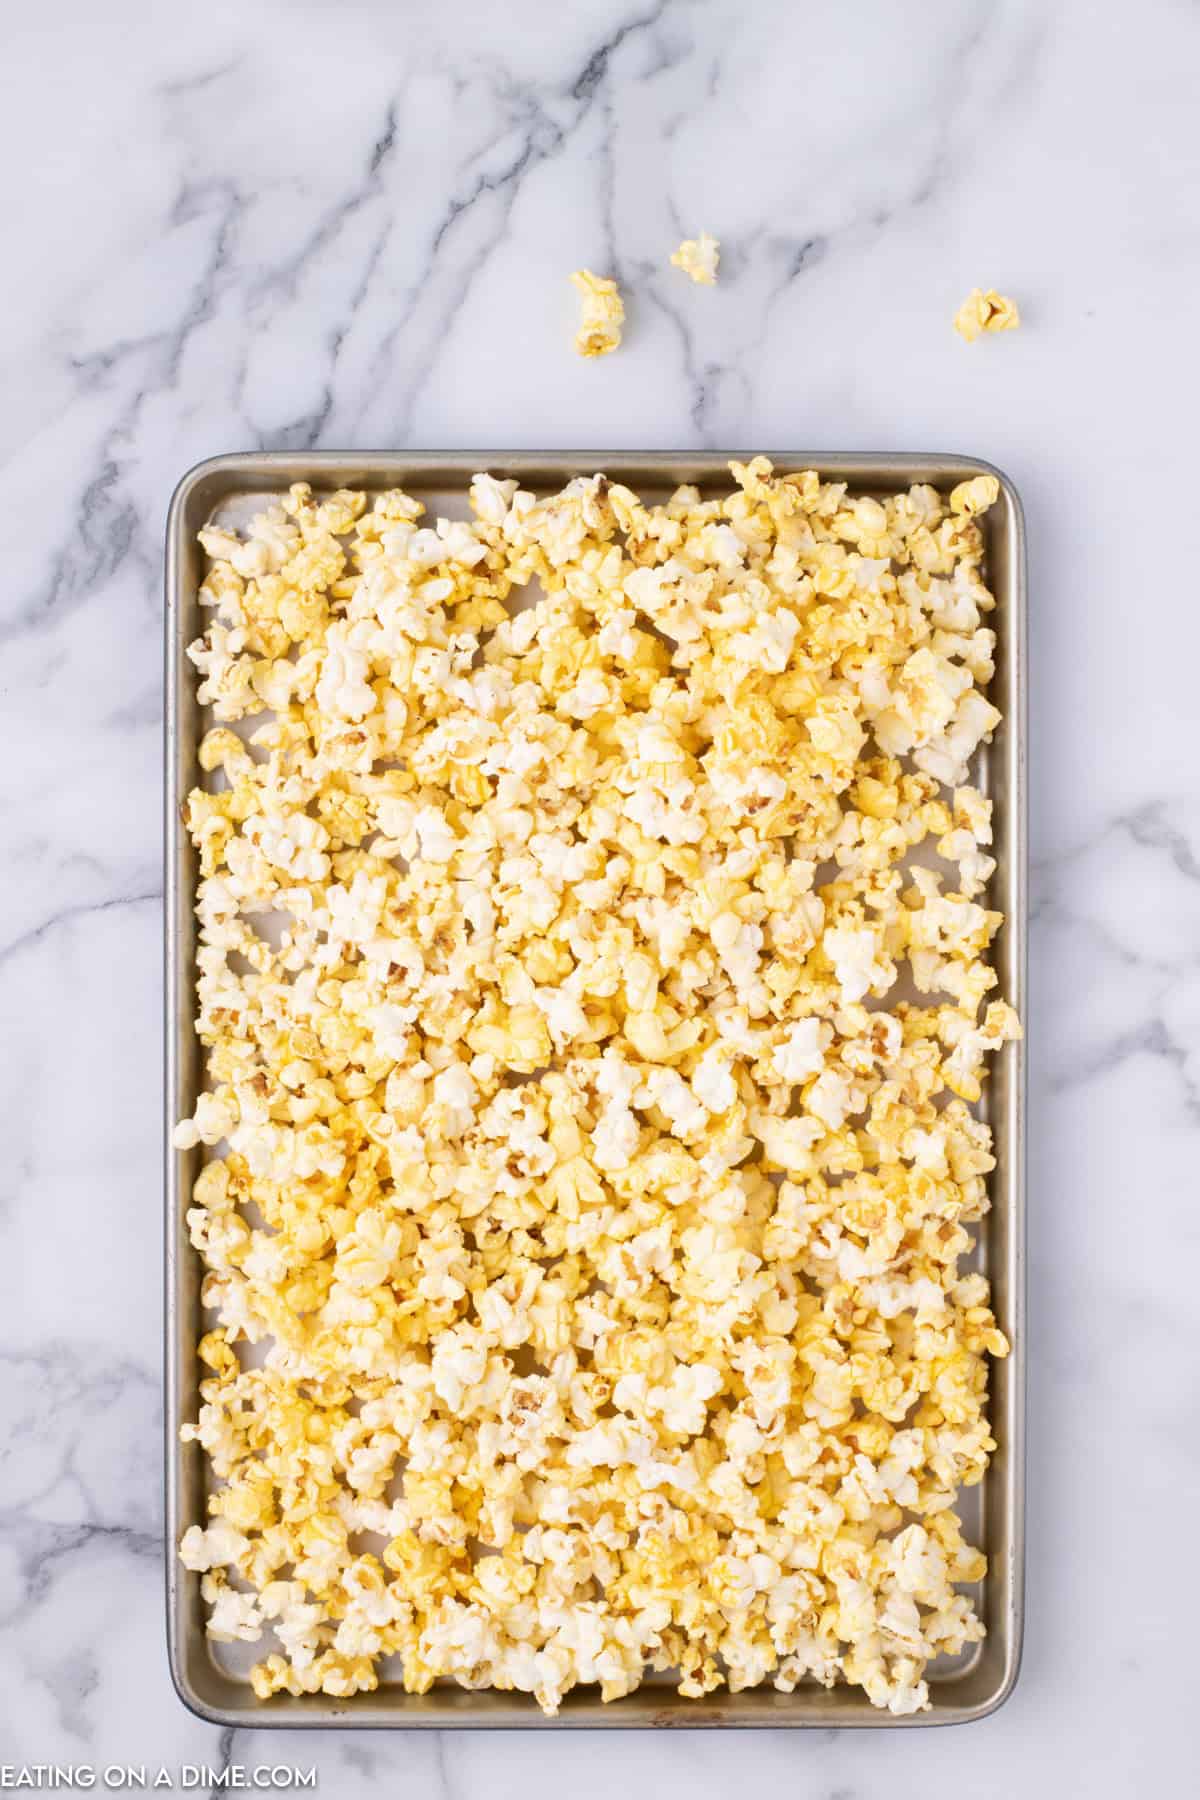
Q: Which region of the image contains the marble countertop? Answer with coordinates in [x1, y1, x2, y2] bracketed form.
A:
[3, 0, 1197, 1791]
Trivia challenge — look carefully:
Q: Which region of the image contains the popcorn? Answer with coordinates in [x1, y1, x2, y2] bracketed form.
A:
[671, 233, 720, 285]
[773, 1019, 829, 1084]
[571, 269, 625, 358]
[692, 1045, 738, 1114]
[412, 805, 457, 864]
[822, 924, 893, 1005]
[316, 623, 376, 721]
[178, 468, 1017, 1720]
[950, 475, 1000, 518]
[953, 288, 1020, 342]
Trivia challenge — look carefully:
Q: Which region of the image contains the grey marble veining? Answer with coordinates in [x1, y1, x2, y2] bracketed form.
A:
[2, 0, 1198, 1790]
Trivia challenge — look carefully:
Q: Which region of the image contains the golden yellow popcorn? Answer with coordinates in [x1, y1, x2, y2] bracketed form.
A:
[570, 269, 625, 357]
[671, 232, 720, 285]
[177, 464, 1017, 1720]
[954, 288, 1021, 342]
[950, 474, 1002, 518]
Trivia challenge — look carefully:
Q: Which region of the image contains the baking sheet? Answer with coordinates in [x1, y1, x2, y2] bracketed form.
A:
[165, 451, 1025, 1728]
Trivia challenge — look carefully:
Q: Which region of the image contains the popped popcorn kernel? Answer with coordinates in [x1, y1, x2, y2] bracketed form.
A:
[950, 475, 1001, 518]
[671, 233, 720, 286]
[954, 288, 1021, 342]
[178, 461, 1017, 1720]
[571, 269, 625, 357]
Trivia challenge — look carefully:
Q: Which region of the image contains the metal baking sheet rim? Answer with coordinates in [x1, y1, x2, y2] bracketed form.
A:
[164, 451, 1026, 1730]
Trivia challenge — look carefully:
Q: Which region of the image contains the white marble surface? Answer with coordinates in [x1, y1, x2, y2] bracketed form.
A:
[2, 0, 1197, 1790]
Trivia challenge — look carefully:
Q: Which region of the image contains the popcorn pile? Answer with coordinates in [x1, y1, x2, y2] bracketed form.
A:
[177, 461, 1018, 1716]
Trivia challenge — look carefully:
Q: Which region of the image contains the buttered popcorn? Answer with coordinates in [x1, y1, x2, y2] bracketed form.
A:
[570, 270, 625, 357]
[177, 461, 1018, 1717]
[671, 233, 720, 285]
[953, 288, 1021, 342]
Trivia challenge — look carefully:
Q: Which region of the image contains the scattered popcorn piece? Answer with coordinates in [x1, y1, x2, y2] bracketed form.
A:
[954, 288, 1021, 342]
[571, 269, 625, 357]
[178, 465, 1017, 1721]
[950, 475, 1001, 518]
[671, 232, 720, 285]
